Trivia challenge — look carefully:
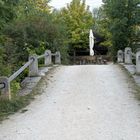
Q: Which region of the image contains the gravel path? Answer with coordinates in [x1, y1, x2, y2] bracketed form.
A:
[0, 65, 140, 140]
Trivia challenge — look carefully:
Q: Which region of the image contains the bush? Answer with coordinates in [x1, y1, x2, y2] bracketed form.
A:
[0, 14, 69, 98]
[2, 15, 69, 67]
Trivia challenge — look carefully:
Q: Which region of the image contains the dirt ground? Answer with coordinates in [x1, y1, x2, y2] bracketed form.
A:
[0, 65, 140, 140]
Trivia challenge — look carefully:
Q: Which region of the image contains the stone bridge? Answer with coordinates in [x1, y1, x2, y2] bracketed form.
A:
[0, 48, 140, 139]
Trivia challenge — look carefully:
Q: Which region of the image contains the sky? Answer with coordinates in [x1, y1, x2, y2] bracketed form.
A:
[50, 0, 103, 10]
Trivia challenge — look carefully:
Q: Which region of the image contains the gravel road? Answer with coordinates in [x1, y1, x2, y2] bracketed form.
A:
[0, 65, 140, 140]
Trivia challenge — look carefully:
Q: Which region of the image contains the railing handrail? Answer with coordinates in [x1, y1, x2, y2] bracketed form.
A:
[8, 52, 52, 82]
[37, 54, 45, 59]
[8, 51, 53, 82]
[51, 53, 56, 56]
[9, 59, 34, 82]
[0, 50, 61, 100]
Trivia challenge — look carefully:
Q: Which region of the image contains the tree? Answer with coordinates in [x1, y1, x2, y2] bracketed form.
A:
[102, 0, 140, 61]
[0, 0, 19, 29]
[92, 7, 112, 48]
[0, 0, 69, 76]
[0, 0, 70, 98]
[0, 0, 20, 76]
[35, 0, 51, 13]
[57, 0, 93, 53]
[16, 0, 51, 18]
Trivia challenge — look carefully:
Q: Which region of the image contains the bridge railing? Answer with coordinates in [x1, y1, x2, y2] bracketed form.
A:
[117, 47, 140, 74]
[0, 50, 61, 100]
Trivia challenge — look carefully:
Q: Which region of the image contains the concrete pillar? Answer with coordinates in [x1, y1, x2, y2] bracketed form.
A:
[117, 50, 124, 63]
[29, 54, 39, 77]
[124, 47, 132, 64]
[45, 50, 52, 65]
[55, 51, 61, 64]
[0, 77, 11, 100]
[136, 49, 140, 74]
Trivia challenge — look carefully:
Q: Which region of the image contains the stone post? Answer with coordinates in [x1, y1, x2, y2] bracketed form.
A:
[117, 50, 124, 63]
[0, 77, 11, 100]
[136, 49, 140, 74]
[29, 54, 39, 77]
[45, 50, 52, 65]
[124, 47, 132, 64]
[55, 51, 61, 64]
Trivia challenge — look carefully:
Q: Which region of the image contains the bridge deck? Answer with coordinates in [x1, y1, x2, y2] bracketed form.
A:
[0, 65, 140, 140]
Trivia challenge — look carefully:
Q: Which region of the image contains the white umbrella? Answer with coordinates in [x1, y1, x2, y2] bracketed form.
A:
[89, 29, 94, 56]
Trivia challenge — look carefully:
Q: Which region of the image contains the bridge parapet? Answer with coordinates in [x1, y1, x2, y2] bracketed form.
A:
[117, 50, 124, 63]
[136, 49, 140, 74]
[117, 48, 140, 74]
[124, 47, 132, 64]
[0, 50, 61, 100]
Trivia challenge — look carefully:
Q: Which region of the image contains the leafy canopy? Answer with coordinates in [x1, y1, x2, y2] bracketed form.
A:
[0, 0, 19, 29]
[102, 0, 140, 60]
[58, 0, 93, 49]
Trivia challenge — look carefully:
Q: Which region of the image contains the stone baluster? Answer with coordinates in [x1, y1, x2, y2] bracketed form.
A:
[124, 47, 132, 64]
[136, 49, 140, 74]
[29, 54, 39, 77]
[0, 77, 11, 100]
[55, 51, 61, 64]
[117, 50, 124, 63]
[45, 50, 52, 65]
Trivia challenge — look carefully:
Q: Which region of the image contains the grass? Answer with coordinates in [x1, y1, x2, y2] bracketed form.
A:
[0, 66, 57, 122]
[0, 79, 35, 122]
[0, 94, 35, 122]
[0, 76, 48, 122]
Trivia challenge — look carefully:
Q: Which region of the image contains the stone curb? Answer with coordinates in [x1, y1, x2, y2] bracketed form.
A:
[19, 66, 58, 96]
[119, 63, 140, 86]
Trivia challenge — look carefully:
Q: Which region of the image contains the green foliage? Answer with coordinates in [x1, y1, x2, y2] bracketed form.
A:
[102, 0, 140, 61]
[0, 94, 34, 121]
[93, 7, 112, 48]
[57, 0, 94, 50]
[11, 81, 21, 97]
[0, 0, 70, 121]
[0, 0, 19, 29]
[2, 14, 68, 70]
[0, 0, 69, 101]
[0, 44, 11, 76]
[16, 0, 51, 18]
